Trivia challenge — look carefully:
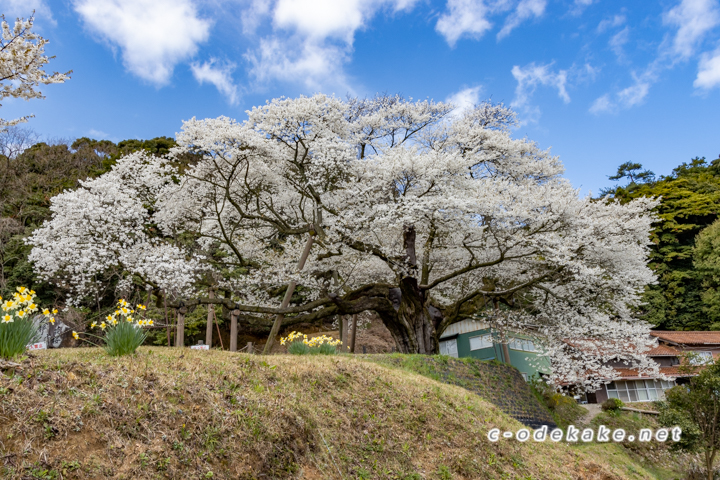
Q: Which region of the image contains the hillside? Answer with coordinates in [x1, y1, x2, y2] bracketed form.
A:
[370, 355, 556, 429]
[1, 349, 661, 480]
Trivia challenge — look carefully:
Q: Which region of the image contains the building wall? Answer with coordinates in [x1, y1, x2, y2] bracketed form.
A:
[451, 328, 551, 380]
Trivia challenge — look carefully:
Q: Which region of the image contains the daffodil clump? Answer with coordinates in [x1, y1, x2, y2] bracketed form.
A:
[279, 331, 342, 355]
[74, 299, 151, 356]
[1, 287, 55, 359]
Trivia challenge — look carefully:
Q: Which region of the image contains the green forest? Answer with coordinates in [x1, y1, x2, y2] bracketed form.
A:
[1, 127, 719, 333]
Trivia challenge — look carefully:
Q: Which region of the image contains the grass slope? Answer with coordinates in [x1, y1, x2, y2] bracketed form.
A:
[370, 355, 556, 429]
[1, 348, 659, 480]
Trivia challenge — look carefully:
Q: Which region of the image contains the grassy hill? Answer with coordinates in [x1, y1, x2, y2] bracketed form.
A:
[0, 349, 668, 479]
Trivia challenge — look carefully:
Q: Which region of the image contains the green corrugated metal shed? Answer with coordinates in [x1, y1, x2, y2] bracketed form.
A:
[439, 319, 550, 380]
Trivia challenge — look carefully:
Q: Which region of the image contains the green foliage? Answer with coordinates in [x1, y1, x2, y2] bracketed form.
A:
[693, 219, 720, 328]
[286, 340, 337, 355]
[0, 316, 39, 359]
[601, 397, 624, 412]
[102, 321, 148, 356]
[287, 340, 310, 355]
[603, 156, 720, 330]
[657, 363, 720, 478]
[529, 377, 586, 428]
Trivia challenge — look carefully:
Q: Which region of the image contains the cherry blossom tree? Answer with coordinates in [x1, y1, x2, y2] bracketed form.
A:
[0, 13, 70, 128]
[28, 94, 661, 387]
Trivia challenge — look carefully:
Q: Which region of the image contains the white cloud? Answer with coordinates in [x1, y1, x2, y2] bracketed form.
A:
[74, 0, 211, 85]
[695, 46, 720, 89]
[497, 0, 546, 40]
[597, 14, 626, 33]
[240, 0, 271, 35]
[663, 0, 720, 60]
[190, 60, 239, 105]
[2, 0, 54, 24]
[510, 62, 569, 124]
[609, 26, 630, 58]
[589, 94, 613, 114]
[246, 0, 416, 91]
[88, 128, 109, 139]
[436, 0, 495, 46]
[570, 0, 595, 16]
[446, 85, 482, 117]
[589, 71, 654, 114]
[617, 74, 652, 107]
[246, 37, 352, 92]
[273, 0, 416, 43]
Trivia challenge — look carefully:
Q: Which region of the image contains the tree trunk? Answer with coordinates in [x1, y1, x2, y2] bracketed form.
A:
[206, 289, 215, 347]
[349, 314, 357, 353]
[375, 276, 440, 354]
[706, 448, 716, 480]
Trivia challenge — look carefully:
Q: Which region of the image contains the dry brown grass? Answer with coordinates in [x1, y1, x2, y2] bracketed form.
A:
[0, 348, 657, 479]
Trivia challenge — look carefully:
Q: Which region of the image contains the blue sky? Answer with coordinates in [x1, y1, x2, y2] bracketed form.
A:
[3, 0, 720, 194]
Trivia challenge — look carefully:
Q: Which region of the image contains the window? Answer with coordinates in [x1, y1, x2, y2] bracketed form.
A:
[606, 379, 675, 402]
[508, 337, 538, 353]
[688, 351, 714, 365]
[439, 339, 458, 358]
[469, 334, 493, 351]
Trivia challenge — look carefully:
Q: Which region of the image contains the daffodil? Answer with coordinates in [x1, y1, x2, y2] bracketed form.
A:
[100, 322, 107, 330]
[146, 319, 154, 326]
[16, 286, 26, 294]
[49, 317, 55, 324]
[120, 307, 129, 315]
[91, 321, 97, 329]
[72, 331, 79, 340]
[137, 304, 146, 310]
[52, 309, 58, 314]
[43, 308, 50, 316]
[16, 310, 26, 318]
[2, 314, 12, 323]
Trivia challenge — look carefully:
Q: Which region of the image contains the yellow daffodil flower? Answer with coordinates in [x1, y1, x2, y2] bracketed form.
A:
[147, 319, 154, 326]
[16, 310, 26, 318]
[137, 304, 146, 310]
[17, 286, 26, 293]
[100, 322, 107, 330]
[91, 321, 97, 328]
[43, 308, 50, 316]
[2, 314, 12, 323]
[49, 317, 55, 324]
[52, 309, 58, 314]
[72, 331, 79, 340]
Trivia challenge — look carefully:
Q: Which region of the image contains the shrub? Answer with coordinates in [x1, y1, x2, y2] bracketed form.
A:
[280, 332, 342, 355]
[601, 398, 624, 411]
[1, 287, 54, 359]
[76, 299, 151, 356]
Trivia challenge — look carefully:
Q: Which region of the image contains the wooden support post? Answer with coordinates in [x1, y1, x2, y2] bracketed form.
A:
[341, 316, 349, 353]
[230, 308, 239, 352]
[176, 304, 187, 348]
[262, 232, 315, 354]
[247, 342, 253, 354]
[206, 289, 215, 347]
[349, 314, 358, 354]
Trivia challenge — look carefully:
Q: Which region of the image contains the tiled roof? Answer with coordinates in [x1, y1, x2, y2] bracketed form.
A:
[612, 366, 699, 379]
[650, 331, 720, 345]
[646, 344, 682, 356]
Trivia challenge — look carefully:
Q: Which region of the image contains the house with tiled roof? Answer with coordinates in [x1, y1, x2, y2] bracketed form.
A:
[649, 331, 720, 364]
[584, 331, 719, 404]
